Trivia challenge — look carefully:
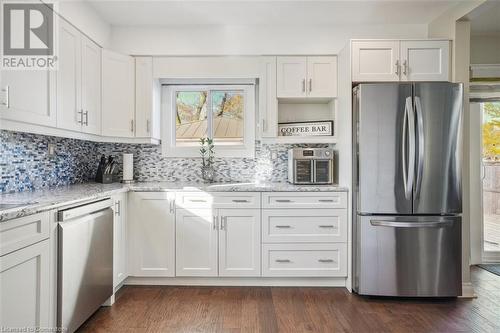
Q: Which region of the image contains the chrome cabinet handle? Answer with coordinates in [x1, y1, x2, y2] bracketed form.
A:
[302, 79, 306, 93]
[115, 200, 120, 216]
[77, 109, 83, 124]
[262, 119, 266, 131]
[318, 259, 334, 263]
[213, 216, 217, 230]
[276, 199, 292, 203]
[1, 86, 9, 108]
[130, 119, 134, 132]
[318, 199, 334, 203]
[275, 225, 291, 228]
[146, 119, 150, 133]
[309, 78, 312, 92]
[169, 199, 175, 214]
[318, 225, 335, 228]
[84, 110, 89, 126]
[395, 60, 400, 76]
[220, 216, 227, 230]
[275, 259, 291, 263]
[402, 60, 408, 75]
[232, 199, 249, 203]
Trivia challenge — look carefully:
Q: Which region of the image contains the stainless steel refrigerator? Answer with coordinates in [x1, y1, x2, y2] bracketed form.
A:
[353, 82, 463, 297]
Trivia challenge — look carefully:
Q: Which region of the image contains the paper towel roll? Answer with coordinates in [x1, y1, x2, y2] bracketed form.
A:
[123, 153, 134, 181]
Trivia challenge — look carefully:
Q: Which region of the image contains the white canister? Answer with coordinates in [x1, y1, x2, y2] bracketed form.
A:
[122, 153, 134, 181]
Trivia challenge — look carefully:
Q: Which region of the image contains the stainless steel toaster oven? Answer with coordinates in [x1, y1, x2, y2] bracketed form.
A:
[288, 148, 334, 184]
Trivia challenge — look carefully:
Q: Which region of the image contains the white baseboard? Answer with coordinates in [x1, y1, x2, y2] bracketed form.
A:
[460, 282, 476, 298]
[125, 276, 347, 287]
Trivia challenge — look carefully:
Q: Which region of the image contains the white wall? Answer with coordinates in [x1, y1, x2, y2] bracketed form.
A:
[109, 24, 428, 56]
[471, 35, 500, 64]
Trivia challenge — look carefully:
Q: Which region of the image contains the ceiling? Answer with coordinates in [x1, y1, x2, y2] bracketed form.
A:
[466, 1, 500, 35]
[87, 0, 463, 27]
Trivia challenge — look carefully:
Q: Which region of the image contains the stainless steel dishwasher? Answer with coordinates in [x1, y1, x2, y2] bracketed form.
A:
[57, 198, 113, 333]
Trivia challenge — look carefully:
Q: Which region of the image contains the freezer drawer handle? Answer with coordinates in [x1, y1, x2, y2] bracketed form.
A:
[370, 220, 453, 228]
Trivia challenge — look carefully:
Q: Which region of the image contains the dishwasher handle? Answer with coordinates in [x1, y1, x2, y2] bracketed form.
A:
[58, 198, 113, 221]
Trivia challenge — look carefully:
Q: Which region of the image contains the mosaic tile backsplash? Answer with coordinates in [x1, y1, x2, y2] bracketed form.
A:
[0, 130, 332, 193]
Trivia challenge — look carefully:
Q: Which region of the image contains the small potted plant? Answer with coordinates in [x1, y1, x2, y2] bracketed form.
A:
[200, 137, 215, 183]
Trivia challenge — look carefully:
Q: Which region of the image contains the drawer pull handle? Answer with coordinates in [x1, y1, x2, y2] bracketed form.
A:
[318, 259, 334, 263]
[318, 225, 336, 228]
[190, 199, 207, 203]
[275, 259, 291, 263]
[275, 225, 291, 228]
[232, 199, 249, 203]
[276, 199, 292, 203]
[318, 199, 334, 203]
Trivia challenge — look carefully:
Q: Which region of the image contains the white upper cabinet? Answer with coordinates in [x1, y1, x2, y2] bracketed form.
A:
[352, 40, 450, 82]
[102, 50, 135, 138]
[277, 56, 337, 98]
[352, 40, 401, 82]
[81, 36, 101, 135]
[218, 209, 261, 277]
[400, 40, 450, 82]
[307, 56, 337, 98]
[57, 20, 82, 132]
[57, 19, 102, 134]
[277, 56, 308, 98]
[128, 192, 175, 277]
[0, 70, 56, 127]
[135, 57, 160, 140]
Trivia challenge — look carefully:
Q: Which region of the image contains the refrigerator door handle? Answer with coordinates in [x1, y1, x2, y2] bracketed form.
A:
[370, 220, 453, 228]
[414, 96, 424, 198]
[402, 97, 415, 200]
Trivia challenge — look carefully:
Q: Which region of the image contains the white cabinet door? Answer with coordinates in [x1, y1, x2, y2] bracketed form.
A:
[218, 209, 261, 277]
[400, 40, 450, 81]
[352, 41, 400, 82]
[277, 56, 307, 98]
[0, 240, 50, 329]
[307, 56, 337, 98]
[102, 50, 135, 137]
[113, 192, 128, 288]
[81, 36, 101, 135]
[56, 19, 82, 132]
[135, 57, 157, 138]
[128, 192, 175, 277]
[260, 57, 278, 138]
[176, 208, 218, 277]
[0, 69, 56, 127]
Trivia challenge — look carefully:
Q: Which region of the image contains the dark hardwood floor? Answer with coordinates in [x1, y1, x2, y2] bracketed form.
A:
[78, 266, 500, 333]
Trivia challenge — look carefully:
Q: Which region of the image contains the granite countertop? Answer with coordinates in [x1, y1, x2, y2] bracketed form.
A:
[0, 181, 348, 222]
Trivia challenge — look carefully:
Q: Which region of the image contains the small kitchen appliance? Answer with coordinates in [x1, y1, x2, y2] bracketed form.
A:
[288, 148, 334, 184]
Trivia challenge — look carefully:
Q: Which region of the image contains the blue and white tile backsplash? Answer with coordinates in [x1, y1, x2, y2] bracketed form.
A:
[0, 130, 332, 193]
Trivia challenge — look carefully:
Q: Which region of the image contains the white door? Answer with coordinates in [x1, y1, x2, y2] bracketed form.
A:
[56, 19, 82, 132]
[400, 40, 450, 81]
[276, 56, 307, 98]
[0, 240, 50, 329]
[352, 41, 401, 82]
[0, 69, 56, 127]
[113, 193, 128, 288]
[306, 56, 337, 98]
[81, 36, 101, 135]
[218, 209, 261, 277]
[176, 208, 218, 276]
[135, 57, 153, 138]
[260, 57, 278, 138]
[102, 50, 135, 137]
[128, 192, 175, 277]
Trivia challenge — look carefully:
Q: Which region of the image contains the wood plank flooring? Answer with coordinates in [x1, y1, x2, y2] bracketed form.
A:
[78, 267, 500, 333]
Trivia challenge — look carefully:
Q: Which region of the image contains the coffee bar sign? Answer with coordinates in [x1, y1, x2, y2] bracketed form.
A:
[278, 121, 333, 137]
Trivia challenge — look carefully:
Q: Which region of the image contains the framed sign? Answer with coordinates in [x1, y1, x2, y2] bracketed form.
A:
[278, 121, 333, 137]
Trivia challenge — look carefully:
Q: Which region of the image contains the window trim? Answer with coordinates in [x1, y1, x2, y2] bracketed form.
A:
[162, 83, 255, 158]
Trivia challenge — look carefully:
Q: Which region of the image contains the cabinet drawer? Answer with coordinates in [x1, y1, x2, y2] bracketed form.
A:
[262, 209, 347, 243]
[176, 192, 260, 209]
[262, 192, 347, 209]
[0, 212, 50, 256]
[262, 243, 347, 277]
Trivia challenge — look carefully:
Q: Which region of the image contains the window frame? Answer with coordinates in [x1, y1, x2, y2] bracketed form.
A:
[162, 83, 255, 158]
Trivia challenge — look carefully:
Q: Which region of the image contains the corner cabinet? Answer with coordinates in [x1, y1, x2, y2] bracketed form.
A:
[277, 56, 337, 98]
[352, 40, 450, 82]
[128, 192, 176, 277]
[113, 193, 128, 288]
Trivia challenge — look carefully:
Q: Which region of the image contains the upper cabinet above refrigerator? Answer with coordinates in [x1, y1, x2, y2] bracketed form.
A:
[352, 40, 450, 82]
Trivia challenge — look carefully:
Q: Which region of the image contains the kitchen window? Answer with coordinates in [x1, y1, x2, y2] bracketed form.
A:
[162, 83, 255, 157]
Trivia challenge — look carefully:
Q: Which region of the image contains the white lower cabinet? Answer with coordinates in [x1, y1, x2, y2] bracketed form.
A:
[0, 239, 50, 329]
[218, 209, 261, 277]
[176, 209, 218, 277]
[113, 193, 128, 288]
[128, 192, 175, 277]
